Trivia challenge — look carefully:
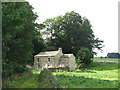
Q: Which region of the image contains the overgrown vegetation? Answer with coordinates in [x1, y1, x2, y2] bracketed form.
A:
[38, 69, 62, 88]
[76, 47, 93, 69]
[2, 69, 36, 88]
[3, 59, 118, 88]
[2, 2, 45, 78]
[2, 2, 37, 78]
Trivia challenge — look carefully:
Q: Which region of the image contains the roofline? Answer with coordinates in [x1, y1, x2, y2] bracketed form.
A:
[34, 55, 55, 57]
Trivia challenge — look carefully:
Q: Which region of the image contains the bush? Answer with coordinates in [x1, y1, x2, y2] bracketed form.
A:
[76, 47, 93, 69]
[38, 69, 62, 88]
[105, 57, 107, 58]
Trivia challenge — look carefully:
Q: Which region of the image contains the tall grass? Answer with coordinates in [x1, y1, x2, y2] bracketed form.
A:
[3, 70, 39, 88]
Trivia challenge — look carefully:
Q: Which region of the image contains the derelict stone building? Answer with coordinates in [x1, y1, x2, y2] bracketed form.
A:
[34, 48, 76, 71]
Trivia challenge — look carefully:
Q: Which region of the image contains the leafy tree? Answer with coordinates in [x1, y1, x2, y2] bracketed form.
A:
[43, 11, 103, 56]
[76, 47, 93, 69]
[31, 23, 46, 64]
[2, 2, 38, 78]
[32, 37, 46, 56]
[43, 11, 103, 68]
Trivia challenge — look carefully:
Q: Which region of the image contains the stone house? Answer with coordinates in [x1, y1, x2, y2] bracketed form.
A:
[34, 48, 76, 71]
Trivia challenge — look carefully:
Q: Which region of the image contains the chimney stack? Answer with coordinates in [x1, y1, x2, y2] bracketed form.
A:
[58, 47, 62, 54]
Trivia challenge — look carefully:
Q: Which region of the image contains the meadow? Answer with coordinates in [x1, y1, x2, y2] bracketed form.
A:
[53, 62, 118, 88]
[93, 57, 119, 62]
[3, 58, 119, 88]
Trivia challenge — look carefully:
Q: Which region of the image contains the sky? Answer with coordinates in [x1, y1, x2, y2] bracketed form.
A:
[26, 0, 119, 57]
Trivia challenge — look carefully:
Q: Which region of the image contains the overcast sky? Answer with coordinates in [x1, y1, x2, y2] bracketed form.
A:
[26, 0, 119, 57]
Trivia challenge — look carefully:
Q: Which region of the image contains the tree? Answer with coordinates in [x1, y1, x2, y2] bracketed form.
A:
[2, 2, 38, 78]
[43, 11, 103, 56]
[32, 37, 46, 56]
[43, 11, 103, 68]
[76, 47, 93, 69]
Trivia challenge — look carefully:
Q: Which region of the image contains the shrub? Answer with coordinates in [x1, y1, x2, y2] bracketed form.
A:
[105, 57, 107, 58]
[76, 47, 93, 69]
[38, 69, 62, 88]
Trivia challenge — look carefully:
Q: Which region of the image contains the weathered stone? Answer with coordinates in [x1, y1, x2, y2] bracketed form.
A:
[34, 48, 76, 71]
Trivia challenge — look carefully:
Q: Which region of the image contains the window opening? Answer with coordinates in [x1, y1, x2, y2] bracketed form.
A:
[38, 64, 40, 68]
[37, 58, 39, 62]
[48, 58, 50, 62]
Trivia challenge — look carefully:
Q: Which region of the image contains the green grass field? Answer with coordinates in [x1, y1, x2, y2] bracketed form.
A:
[53, 64, 118, 88]
[53, 63, 118, 88]
[3, 58, 119, 88]
[93, 57, 119, 62]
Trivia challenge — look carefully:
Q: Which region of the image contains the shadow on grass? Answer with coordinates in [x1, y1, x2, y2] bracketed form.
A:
[87, 62, 118, 71]
[54, 74, 118, 88]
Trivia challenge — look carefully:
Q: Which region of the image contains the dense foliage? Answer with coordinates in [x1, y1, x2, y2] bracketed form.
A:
[76, 47, 93, 69]
[2, 2, 41, 78]
[43, 11, 103, 67]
